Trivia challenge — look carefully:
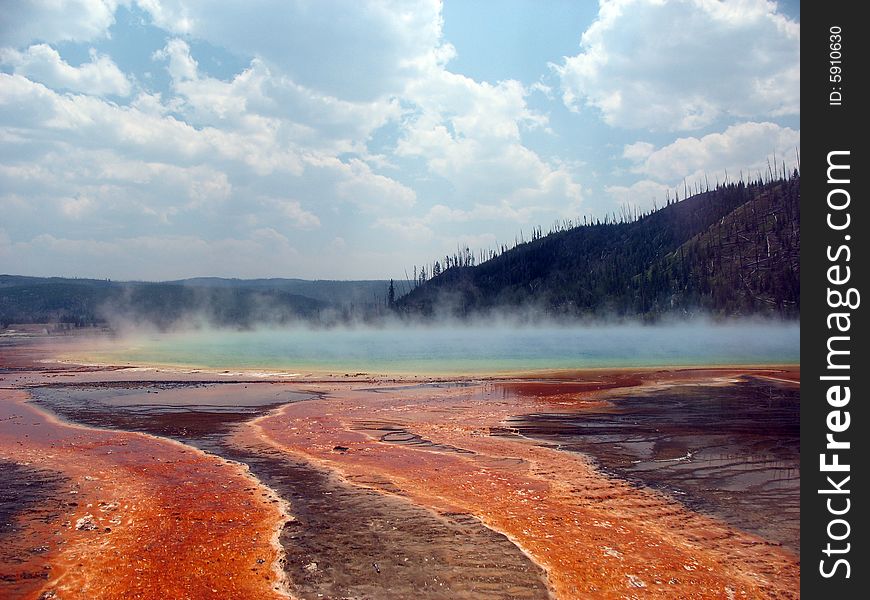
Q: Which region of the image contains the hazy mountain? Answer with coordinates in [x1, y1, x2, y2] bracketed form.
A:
[0, 276, 390, 329]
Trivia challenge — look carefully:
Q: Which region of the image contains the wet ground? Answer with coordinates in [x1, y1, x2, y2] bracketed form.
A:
[27, 382, 307, 441]
[251, 374, 800, 599]
[504, 376, 800, 554]
[1, 339, 800, 599]
[27, 382, 551, 600]
[0, 386, 289, 600]
[0, 461, 69, 598]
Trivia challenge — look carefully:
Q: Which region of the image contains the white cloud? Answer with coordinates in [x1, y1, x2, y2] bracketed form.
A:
[373, 199, 550, 249]
[0, 139, 235, 235]
[607, 121, 800, 211]
[265, 198, 321, 229]
[139, 4, 583, 223]
[622, 141, 655, 162]
[554, 0, 799, 130]
[137, 0, 445, 101]
[130, 91, 171, 116]
[0, 69, 414, 247]
[605, 179, 672, 212]
[59, 194, 96, 219]
[1, 44, 132, 96]
[332, 158, 417, 212]
[425, 204, 472, 224]
[150, 39, 399, 156]
[0, 0, 119, 46]
[398, 65, 582, 215]
[625, 121, 800, 183]
[152, 38, 198, 82]
[374, 216, 435, 243]
[0, 73, 304, 175]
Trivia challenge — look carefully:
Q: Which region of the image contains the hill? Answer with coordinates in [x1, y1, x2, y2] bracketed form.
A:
[396, 175, 800, 319]
[170, 278, 390, 306]
[0, 277, 390, 329]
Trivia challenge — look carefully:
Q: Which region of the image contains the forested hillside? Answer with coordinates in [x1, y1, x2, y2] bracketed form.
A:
[396, 175, 800, 319]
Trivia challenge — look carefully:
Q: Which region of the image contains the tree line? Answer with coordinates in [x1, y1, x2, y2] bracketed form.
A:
[395, 172, 800, 319]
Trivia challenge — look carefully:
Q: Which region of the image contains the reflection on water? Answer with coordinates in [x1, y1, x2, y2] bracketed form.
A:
[506, 377, 800, 554]
[83, 322, 799, 373]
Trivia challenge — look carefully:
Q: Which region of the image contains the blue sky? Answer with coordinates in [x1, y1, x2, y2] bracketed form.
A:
[0, 0, 800, 280]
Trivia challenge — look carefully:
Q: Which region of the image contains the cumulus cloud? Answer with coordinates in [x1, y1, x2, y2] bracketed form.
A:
[608, 121, 800, 209]
[398, 63, 582, 216]
[554, 0, 799, 130]
[137, 0, 445, 101]
[0, 69, 412, 254]
[625, 121, 800, 182]
[622, 141, 655, 163]
[331, 158, 417, 212]
[1, 44, 132, 96]
[264, 198, 321, 229]
[0, 145, 235, 238]
[373, 200, 548, 248]
[0, 0, 119, 46]
[0, 72, 302, 174]
[151, 39, 399, 155]
[152, 38, 199, 82]
[139, 4, 584, 221]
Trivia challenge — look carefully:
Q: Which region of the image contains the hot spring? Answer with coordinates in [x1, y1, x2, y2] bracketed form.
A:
[71, 320, 800, 375]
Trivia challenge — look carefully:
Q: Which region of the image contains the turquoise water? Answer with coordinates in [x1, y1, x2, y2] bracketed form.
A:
[88, 321, 800, 374]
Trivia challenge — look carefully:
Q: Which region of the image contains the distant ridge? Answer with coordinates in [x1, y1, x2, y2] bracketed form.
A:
[396, 175, 799, 319]
[168, 277, 391, 305]
[0, 276, 390, 329]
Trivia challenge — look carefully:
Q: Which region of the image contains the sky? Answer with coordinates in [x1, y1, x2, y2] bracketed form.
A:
[0, 0, 800, 281]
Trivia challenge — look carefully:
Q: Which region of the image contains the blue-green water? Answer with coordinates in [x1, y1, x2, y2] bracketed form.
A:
[87, 321, 799, 375]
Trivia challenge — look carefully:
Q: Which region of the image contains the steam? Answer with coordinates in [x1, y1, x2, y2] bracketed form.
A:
[81, 280, 800, 375]
[94, 280, 799, 335]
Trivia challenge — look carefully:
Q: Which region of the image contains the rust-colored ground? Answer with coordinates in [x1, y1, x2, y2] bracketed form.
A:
[0, 337, 800, 599]
[251, 368, 800, 599]
[0, 386, 289, 600]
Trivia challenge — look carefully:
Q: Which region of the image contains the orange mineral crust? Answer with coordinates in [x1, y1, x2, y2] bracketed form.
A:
[0, 389, 289, 600]
[251, 370, 800, 599]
